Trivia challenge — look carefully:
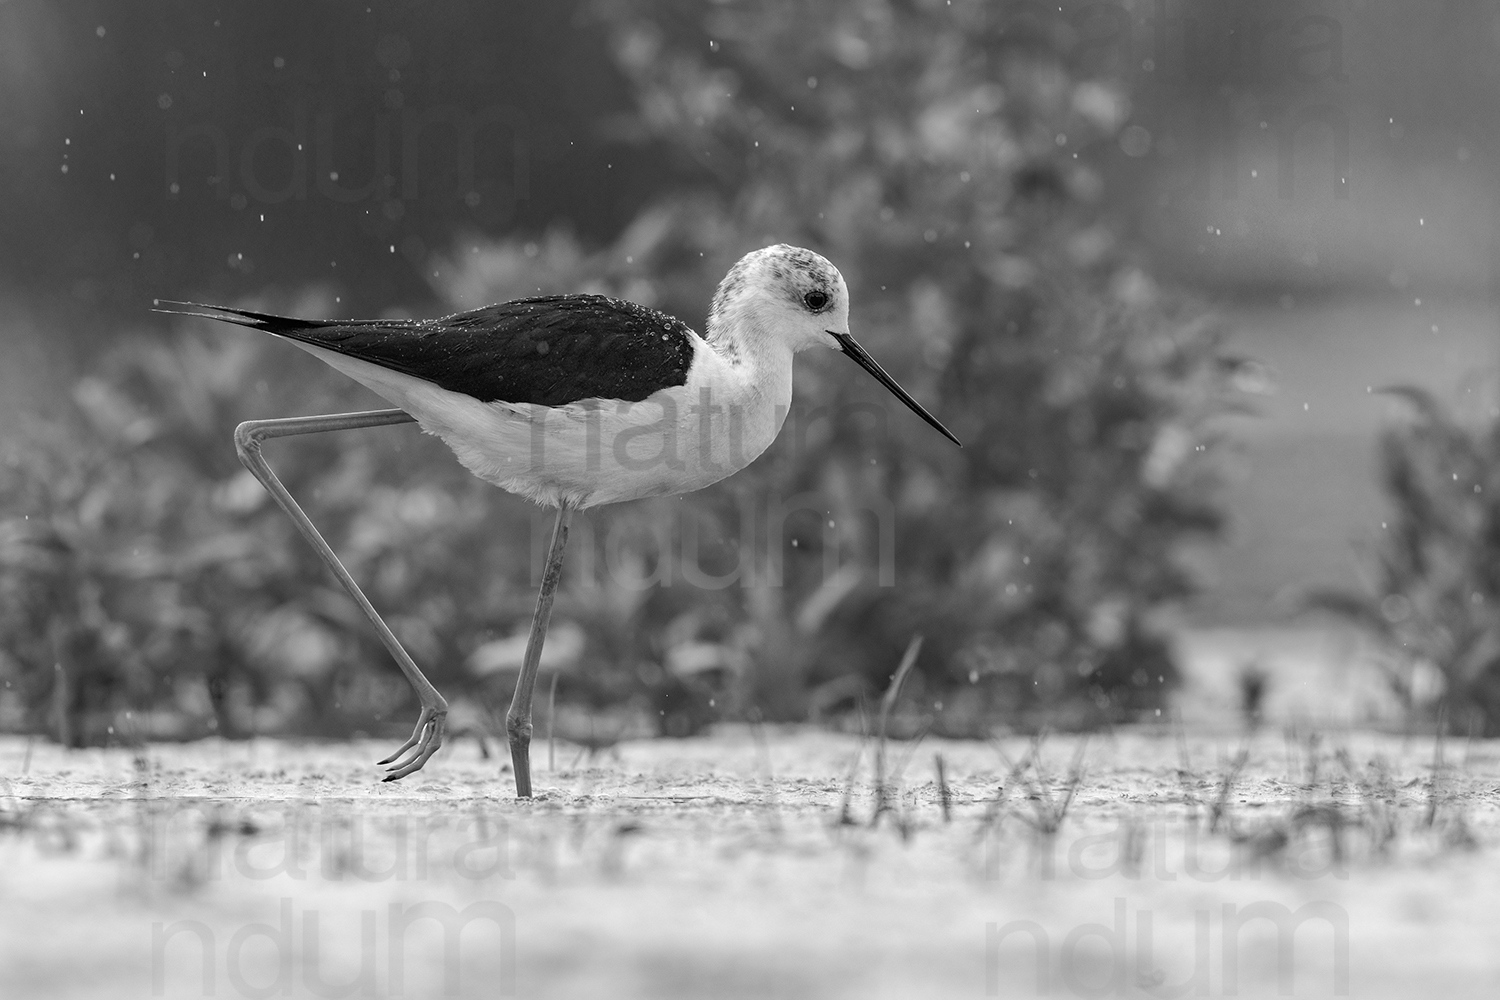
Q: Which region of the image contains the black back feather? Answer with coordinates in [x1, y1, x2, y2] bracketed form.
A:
[156, 295, 697, 406]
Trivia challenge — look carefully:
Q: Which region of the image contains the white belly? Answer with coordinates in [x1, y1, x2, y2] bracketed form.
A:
[292, 340, 790, 508]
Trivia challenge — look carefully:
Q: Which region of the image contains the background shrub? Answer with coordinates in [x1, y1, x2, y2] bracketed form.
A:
[0, 0, 1242, 742]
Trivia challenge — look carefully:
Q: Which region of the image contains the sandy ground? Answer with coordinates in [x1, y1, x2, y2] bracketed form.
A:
[1, 725, 1497, 999]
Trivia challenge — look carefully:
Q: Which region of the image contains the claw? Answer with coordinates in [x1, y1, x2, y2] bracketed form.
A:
[377, 705, 447, 781]
[375, 722, 423, 767]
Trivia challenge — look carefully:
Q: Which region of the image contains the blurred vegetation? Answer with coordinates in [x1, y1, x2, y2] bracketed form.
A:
[0, 0, 1245, 745]
[1305, 387, 1500, 736]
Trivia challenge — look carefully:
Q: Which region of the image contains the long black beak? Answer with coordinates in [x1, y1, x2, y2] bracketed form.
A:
[830, 331, 962, 447]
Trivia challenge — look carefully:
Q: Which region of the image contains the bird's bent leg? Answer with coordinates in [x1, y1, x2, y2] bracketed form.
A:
[233, 409, 449, 781]
[506, 503, 574, 798]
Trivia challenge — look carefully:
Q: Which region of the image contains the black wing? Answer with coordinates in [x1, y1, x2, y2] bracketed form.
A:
[154, 295, 697, 406]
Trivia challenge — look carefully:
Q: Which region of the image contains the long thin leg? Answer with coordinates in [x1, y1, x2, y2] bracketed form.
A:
[234, 409, 448, 781]
[506, 502, 574, 798]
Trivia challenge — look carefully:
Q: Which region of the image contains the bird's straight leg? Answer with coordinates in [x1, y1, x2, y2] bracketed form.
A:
[506, 502, 574, 798]
[233, 409, 449, 781]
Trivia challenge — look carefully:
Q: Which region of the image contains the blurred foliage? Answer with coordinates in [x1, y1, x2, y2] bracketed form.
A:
[1304, 387, 1500, 735]
[0, 0, 1245, 743]
[0, 311, 546, 744]
[441, 0, 1246, 731]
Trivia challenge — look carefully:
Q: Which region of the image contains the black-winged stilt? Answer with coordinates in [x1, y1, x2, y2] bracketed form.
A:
[156, 244, 960, 797]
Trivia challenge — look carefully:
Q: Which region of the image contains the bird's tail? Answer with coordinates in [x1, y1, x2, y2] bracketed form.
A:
[151, 299, 328, 336]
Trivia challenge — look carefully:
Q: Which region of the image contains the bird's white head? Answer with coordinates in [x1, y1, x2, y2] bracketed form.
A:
[707, 244, 960, 447]
[707, 244, 850, 353]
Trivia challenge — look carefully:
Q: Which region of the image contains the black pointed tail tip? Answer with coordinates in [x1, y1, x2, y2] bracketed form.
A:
[151, 298, 261, 326]
[151, 299, 309, 332]
[151, 298, 220, 318]
[831, 332, 963, 448]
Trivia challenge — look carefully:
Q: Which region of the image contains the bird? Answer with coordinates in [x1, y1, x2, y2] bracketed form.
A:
[155, 244, 960, 797]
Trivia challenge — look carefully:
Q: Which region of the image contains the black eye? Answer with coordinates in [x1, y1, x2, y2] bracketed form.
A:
[803, 290, 829, 311]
